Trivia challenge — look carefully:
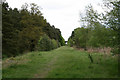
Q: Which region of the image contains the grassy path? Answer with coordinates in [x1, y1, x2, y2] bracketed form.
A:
[34, 54, 58, 78]
[2, 46, 118, 78]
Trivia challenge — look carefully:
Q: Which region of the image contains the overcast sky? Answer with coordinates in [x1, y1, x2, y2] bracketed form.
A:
[6, 0, 103, 41]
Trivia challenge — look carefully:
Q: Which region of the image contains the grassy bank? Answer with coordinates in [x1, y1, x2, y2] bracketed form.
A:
[2, 46, 118, 78]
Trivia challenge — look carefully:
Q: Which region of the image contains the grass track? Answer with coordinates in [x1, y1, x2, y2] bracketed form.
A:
[2, 46, 118, 78]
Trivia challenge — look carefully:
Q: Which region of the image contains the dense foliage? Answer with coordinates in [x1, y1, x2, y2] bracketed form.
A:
[37, 35, 59, 51]
[68, 0, 120, 55]
[2, 2, 65, 57]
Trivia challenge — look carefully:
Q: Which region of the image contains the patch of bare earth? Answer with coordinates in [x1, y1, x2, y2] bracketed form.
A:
[34, 56, 58, 78]
[3, 58, 29, 68]
[75, 46, 112, 55]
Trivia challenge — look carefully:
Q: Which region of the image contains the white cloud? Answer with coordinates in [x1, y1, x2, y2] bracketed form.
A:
[6, 0, 103, 40]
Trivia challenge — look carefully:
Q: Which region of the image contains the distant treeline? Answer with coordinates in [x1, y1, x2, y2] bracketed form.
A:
[2, 2, 65, 57]
[68, 1, 120, 55]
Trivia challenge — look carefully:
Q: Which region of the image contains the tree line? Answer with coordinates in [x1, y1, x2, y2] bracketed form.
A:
[68, 0, 120, 55]
[2, 2, 65, 58]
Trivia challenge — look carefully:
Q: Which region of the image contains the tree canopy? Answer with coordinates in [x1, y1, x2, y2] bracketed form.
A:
[68, 0, 120, 54]
[2, 2, 65, 57]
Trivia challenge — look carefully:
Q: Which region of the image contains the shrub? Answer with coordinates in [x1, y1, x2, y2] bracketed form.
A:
[51, 39, 59, 49]
[37, 35, 59, 51]
[111, 46, 119, 55]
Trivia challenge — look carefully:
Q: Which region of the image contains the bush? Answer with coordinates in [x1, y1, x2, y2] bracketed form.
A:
[111, 46, 119, 55]
[67, 38, 74, 47]
[51, 39, 59, 49]
[37, 35, 59, 51]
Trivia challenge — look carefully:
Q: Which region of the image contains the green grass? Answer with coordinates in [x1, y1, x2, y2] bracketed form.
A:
[0, 60, 2, 80]
[2, 46, 119, 78]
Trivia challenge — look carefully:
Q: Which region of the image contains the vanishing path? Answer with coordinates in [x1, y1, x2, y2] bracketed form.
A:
[2, 46, 118, 78]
